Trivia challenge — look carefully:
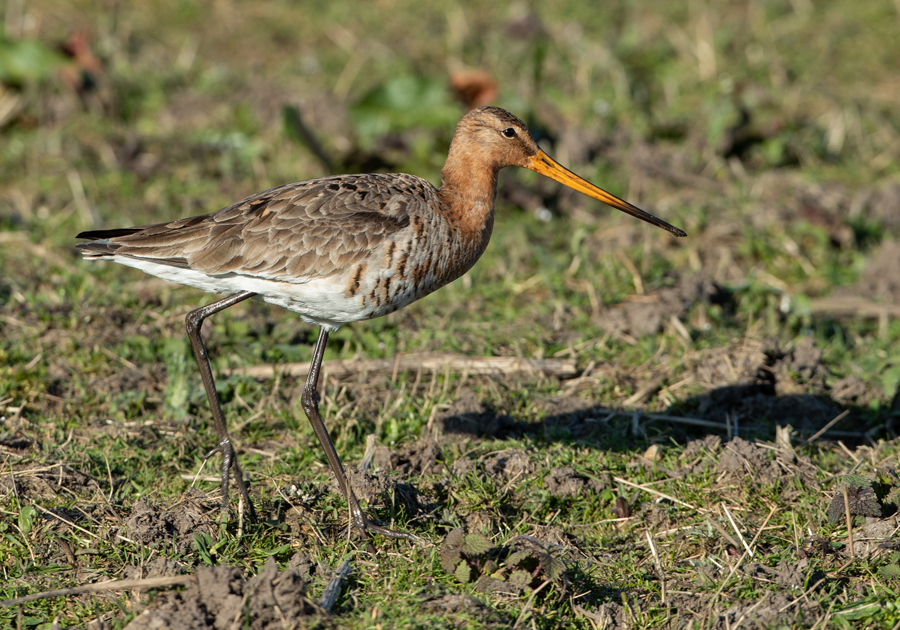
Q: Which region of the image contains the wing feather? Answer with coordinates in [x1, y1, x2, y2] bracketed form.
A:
[76, 174, 429, 280]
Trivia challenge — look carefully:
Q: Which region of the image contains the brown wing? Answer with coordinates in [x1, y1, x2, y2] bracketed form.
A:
[77, 173, 433, 280]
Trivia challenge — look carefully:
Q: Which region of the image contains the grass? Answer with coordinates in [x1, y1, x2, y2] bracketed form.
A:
[2, 0, 900, 627]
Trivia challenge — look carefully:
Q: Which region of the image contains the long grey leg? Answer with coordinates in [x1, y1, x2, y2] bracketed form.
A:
[185, 291, 257, 521]
[301, 327, 417, 540]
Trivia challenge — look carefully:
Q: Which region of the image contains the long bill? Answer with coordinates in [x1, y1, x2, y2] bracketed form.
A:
[523, 149, 687, 238]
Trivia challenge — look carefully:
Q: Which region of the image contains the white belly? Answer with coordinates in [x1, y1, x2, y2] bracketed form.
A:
[113, 256, 366, 331]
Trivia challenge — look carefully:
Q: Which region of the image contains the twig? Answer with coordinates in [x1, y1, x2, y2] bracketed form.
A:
[1, 576, 193, 606]
[715, 518, 779, 616]
[359, 434, 377, 473]
[842, 484, 854, 559]
[181, 474, 221, 483]
[613, 477, 696, 510]
[746, 506, 778, 553]
[624, 373, 667, 406]
[705, 516, 740, 549]
[0, 464, 63, 479]
[637, 412, 729, 431]
[228, 590, 251, 630]
[708, 550, 749, 612]
[571, 516, 634, 527]
[806, 410, 851, 444]
[319, 557, 352, 613]
[223, 353, 578, 380]
[646, 530, 666, 605]
[777, 577, 828, 613]
[513, 578, 553, 628]
[837, 441, 860, 464]
[722, 505, 753, 558]
[33, 503, 135, 545]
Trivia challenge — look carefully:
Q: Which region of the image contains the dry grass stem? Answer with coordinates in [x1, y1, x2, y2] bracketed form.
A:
[225, 353, 577, 380]
[0, 576, 194, 607]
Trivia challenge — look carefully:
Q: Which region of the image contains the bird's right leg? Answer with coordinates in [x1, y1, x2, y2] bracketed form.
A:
[185, 291, 257, 522]
[301, 327, 418, 541]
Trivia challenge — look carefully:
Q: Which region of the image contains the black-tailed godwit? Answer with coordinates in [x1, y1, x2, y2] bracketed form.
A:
[77, 106, 685, 539]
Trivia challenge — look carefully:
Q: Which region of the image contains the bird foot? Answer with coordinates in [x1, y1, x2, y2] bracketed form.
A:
[347, 502, 421, 542]
[203, 440, 258, 523]
[359, 519, 422, 542]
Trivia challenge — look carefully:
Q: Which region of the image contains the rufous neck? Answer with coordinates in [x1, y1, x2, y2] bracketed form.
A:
[437, 145, 499, 237]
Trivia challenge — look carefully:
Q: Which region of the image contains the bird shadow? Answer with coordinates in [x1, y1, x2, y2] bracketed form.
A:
[433, 385, 892, 454]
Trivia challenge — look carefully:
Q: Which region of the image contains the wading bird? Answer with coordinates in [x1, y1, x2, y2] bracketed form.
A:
[77, 106, 685, 539]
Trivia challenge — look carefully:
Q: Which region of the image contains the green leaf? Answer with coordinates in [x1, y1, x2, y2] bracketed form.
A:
[887, 487, 900, 510]
[454, 560, 472, 584]
[266, 544, 292, 557]
[440, 528, 465, 574]
[349, 74, 458, 149]
[18, 504, 34, 534]
[508, 570, 532, 588]
[506, 550, 531, 566]
[440, 548, 461, 576]
[462, 532, 491, 555]
[883, 364, 900, 401]
[835, 602, 881, 620]
[843, 474, 872, 489]
[826, 484, 881, 524]
[879, 564, 900, 579]
[545, 556, 566, 580]
[0, 36, 66, 85]
[194, 533, 213, 565]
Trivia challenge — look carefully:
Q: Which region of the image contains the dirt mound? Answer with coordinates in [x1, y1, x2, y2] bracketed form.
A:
[717, 437, 783, 484]
[543, 467, 604, 497]
[0, 462, 94, 501]
[720, 590, 821, 629]
[689, 337, 855, 434]
[451, 456, 477, 478]
[830, 375, 868, 404]
[739, 558, 818, 590]
[419, 592, 503, 624]
[125, 558, 316, 629]
[372, 438, 444, 475]
[125, 493, 216, 555]
[334, 469, 426, 516]
[595, 273, 724, 338]
[482, 450, 534, 480]
[835, 239, 900, 303]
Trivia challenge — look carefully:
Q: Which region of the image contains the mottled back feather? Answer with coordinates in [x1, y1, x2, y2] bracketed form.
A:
[77, 173, 433, 281]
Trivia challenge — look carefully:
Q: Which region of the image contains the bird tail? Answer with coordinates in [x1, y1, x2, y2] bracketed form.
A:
[76, 228, 143, 258]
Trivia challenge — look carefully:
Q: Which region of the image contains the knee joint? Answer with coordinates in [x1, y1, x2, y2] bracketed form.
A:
[300, 387, 317, 410]
[185, 312, 203, 335]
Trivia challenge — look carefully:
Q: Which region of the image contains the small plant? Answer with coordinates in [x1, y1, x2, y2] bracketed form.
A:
[440, 529, 566, 595]
[825, 474, 881, 525]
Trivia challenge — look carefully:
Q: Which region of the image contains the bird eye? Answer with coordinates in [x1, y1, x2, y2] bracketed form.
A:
[501, 127, 517, 138]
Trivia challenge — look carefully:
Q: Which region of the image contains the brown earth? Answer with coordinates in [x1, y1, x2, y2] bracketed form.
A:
[125, 558, 317, 629]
